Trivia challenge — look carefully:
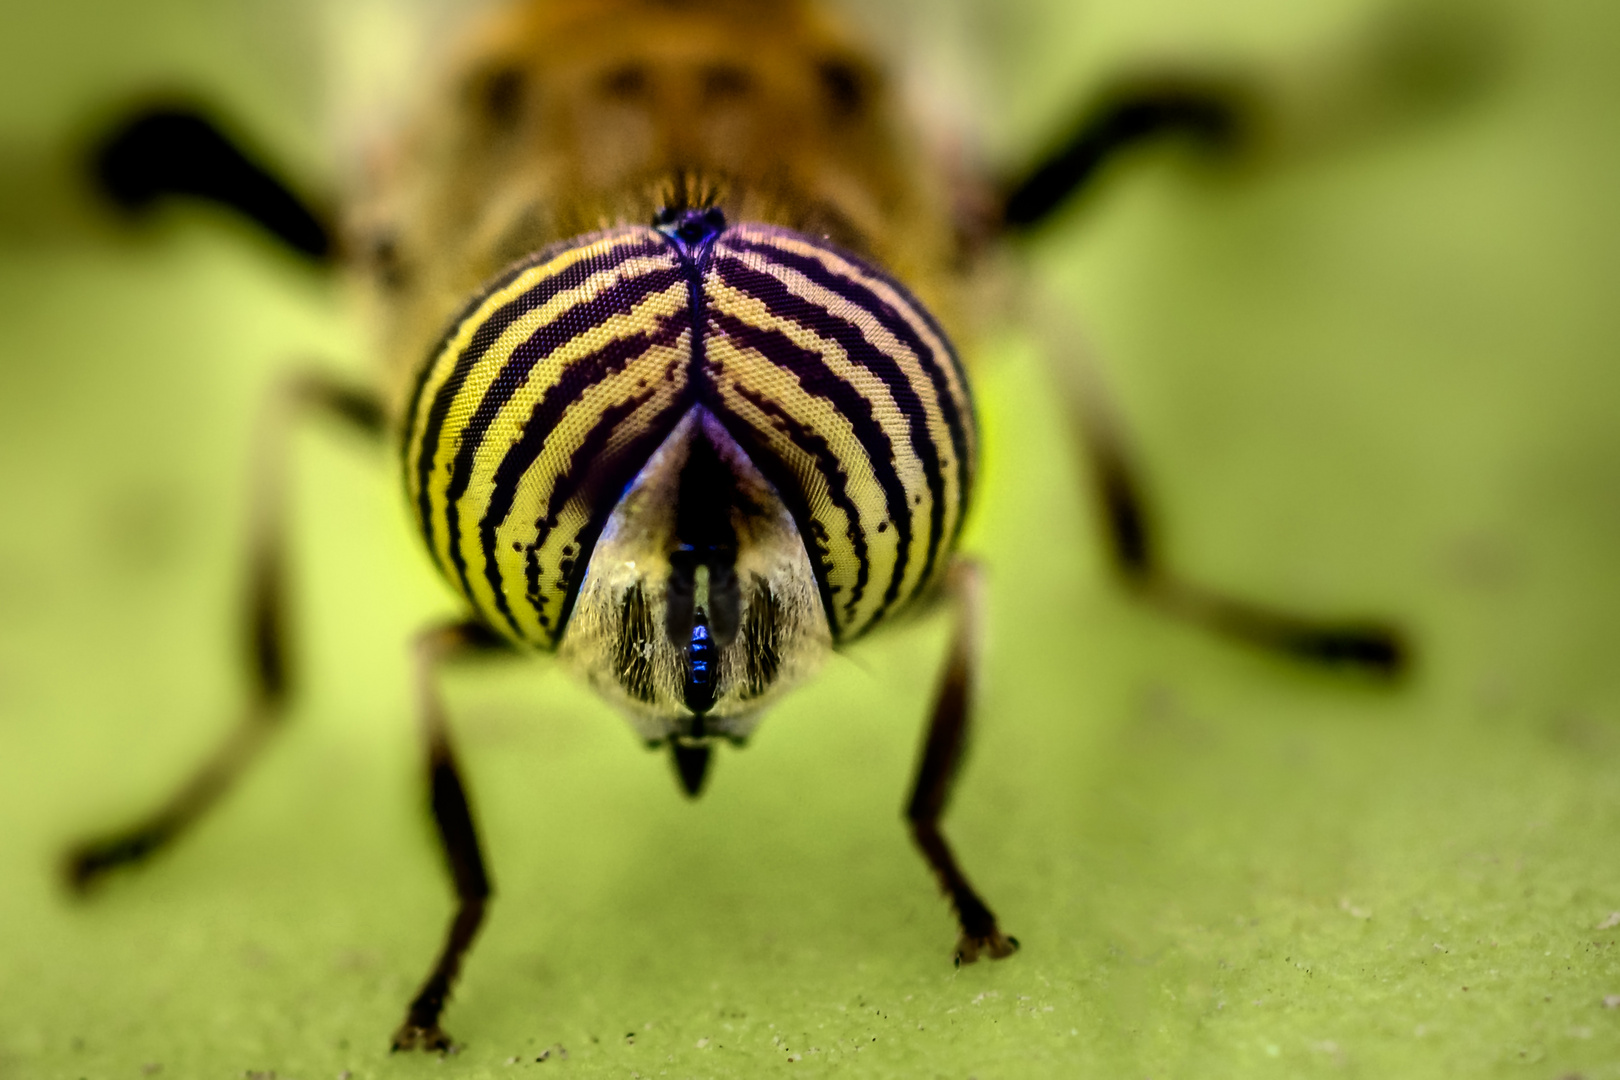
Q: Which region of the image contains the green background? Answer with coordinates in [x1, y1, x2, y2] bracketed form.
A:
[3, 0, 1620, 1077]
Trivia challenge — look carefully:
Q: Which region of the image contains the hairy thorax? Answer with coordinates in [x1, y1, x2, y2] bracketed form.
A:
[356, 0, 959, 417]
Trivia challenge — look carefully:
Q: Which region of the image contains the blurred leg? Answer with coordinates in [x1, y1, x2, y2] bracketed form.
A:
[91, 104, 334, 262]
[1000, 75, 1252, 230]
[62, 372, 384, 890]
[1055, 350, 1407, 675]
[997, 7, 1506, 234]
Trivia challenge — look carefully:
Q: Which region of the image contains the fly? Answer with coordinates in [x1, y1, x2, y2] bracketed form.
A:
[57, 0, 1498, 1052]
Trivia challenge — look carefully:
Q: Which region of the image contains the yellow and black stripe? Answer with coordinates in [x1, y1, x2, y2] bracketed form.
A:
[403, 217, 976, 649]
[703, 224, 975, 639]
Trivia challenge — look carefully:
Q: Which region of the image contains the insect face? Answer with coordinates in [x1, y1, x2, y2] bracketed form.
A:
[402, 207, 976, 749]
[560, 405, 832, 745]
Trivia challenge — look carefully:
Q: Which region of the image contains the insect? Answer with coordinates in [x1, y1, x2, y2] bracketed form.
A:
[60, 0, 1476, 1053]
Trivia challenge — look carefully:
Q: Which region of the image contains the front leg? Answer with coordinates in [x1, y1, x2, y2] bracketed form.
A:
[905, 558, 1018, 966]
[90, 103, 335, 262]
[995, 6, 1506, 236]
[391, 619, 509, 1053]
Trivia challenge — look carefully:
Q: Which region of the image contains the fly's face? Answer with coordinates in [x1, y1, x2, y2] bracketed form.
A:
[560, 406, 832, 745]
[393, 0, 972, 763]
[403, 208, 976, 748]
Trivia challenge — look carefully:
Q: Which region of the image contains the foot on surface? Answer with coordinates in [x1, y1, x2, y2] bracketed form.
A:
[954, 929, 1020, 966]
[60, 834, 150, 893]
[391, 1021, 456, 1054]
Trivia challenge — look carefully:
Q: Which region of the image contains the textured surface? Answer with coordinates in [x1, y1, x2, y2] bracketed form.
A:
[3, 0, 1620, 1078]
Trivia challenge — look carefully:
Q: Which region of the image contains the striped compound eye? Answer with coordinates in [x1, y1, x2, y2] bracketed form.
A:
[404, 208, 976, 737]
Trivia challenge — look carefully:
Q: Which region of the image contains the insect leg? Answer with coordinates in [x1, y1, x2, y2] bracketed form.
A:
[391, 618, 508, 1054]
[906, 558, 1018, 966]
[62, 372, 385, 891]
[998, 75, 1252, 231]
[997, 2, 1509, 234]
[1053, 346, 1407, 676]
[90, 103, 334, 262]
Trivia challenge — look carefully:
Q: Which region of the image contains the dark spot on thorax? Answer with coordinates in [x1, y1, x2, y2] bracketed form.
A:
[467, 63, 528, 129]
[701, 63, 753, 103]
[600, 63, 650, 100]
[817, 57, 868, 117]
[367, 231, 409, 291]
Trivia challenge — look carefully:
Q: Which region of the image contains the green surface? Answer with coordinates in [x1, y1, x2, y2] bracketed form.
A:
[4, 0, 1620, 1077]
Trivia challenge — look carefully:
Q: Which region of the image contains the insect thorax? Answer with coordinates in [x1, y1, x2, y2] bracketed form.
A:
[403, 209, 976, 741]
[358, 0, 963, 411]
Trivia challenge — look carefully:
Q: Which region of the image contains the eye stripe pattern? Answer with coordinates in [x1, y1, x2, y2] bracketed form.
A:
[404, 232, 676, 562]
[704, 223, 974, 638]
[404, 219, 976, 649]
[405, 229, 691, 641]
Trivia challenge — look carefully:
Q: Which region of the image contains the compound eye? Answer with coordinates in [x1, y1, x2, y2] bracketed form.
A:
[698, 223, 976, 642]
[404, 225, 693, 650]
